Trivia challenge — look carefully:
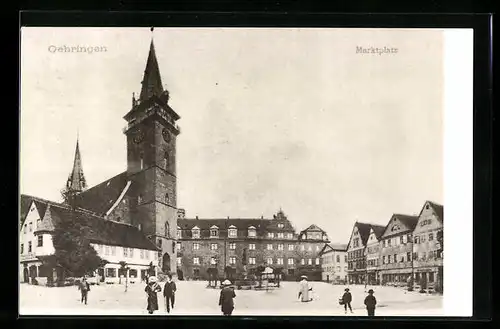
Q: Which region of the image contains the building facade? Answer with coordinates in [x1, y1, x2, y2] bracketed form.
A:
[412, 201, 443, 292]
[176, 211, 328, 281]
[378, 214, 419, 286]
[19, 196, 160, 285]
[319, 243, 348, 283]
[365, 226, 385, 285]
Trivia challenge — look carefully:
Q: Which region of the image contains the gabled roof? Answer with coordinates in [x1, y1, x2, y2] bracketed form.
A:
[355, 222, 372, 245]
[371, 225, 386, 239]
[395, 214, 420, 231]
[75, 172, 129, 216]
[300, 224, 326, 233]
[428, 201, 444, 221]
[329, 243, 348, 251]
[20, 194, 65, 227]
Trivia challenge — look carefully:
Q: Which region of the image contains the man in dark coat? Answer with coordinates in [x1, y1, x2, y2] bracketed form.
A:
[342, 288, 353, 314]
[163, 274, 177, 313]
[364, 289, 377, 316]
[219, 280, 236, 316]
[78, 276, 91, 305]
[145, 276, 162, 314]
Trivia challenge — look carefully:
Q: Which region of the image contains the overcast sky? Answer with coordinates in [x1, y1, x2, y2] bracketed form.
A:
[20, 27, 444, 244]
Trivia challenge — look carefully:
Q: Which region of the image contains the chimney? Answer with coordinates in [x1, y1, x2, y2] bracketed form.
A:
[195, 216, 198, 220]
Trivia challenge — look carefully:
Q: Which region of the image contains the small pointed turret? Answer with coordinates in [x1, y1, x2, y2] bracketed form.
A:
[139, 38, 164, 102]
[64, 137, 87, 195]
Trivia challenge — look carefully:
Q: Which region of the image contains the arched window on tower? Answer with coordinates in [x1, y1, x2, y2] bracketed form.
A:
[165, 192, 169, 203]
[165, 222, 170, 238]
[164, 152, 169, 169]
[140, 153, 144, 170]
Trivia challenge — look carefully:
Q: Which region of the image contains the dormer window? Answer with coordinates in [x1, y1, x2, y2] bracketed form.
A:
[192, 226, 200, 239]
[248, 226, 256, 237]
[277, 223, 284, 229]
[228, 225, 237, 238]
[210, 225, 219, 238]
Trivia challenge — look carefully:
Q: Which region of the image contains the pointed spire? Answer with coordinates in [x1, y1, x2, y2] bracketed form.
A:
[65, 136, 87, 194]
[139, 33, 164, 102]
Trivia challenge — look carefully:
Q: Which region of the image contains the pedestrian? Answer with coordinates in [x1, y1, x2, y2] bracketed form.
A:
[78, 276, 91, 305]
[364, 289, 377, 316]
[298, 275, 313, 302]
[145, 276, 162, 314]
[342, 288, 353, 314]
[163, 274, 177, 313]
[219, 279, 236, 316]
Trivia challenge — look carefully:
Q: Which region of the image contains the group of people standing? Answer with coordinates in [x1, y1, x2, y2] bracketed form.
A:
[341, 287, 377, 316]
[145, 274, 177, 314]
[77, 273, 377, 317]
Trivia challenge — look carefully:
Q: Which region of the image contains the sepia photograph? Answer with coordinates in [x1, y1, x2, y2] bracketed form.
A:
[19, 27, 472, 317]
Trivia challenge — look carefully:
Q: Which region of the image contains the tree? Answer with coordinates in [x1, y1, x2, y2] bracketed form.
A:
[51, 211, 105, 280]
[119, 261, 129, 292]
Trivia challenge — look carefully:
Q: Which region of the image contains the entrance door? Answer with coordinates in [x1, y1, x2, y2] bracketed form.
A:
[162, 253, 171, 274]
[23, 267, 29, 283]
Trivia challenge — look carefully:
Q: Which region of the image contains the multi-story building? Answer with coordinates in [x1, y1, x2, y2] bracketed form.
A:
[176, 210, 329, 281]
[19, 196, 160, 285]
[318, 243, 347, 283]
[412, 201, 443, 292]
[347, 222, 385, 284]
[364, 226, 385, 285]
[378, 214, 419, 286]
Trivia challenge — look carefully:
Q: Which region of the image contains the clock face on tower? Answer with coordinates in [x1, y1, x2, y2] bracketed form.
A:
[133, 129, 145, 144]
[162, 128, 171, 143]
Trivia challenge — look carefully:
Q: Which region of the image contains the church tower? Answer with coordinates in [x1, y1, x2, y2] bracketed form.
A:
[123, 36, 180, 276]
[62, 136, 87, 205]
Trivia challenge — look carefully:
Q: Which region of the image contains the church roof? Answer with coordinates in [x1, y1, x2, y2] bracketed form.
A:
[75, 172, 129, 216]
[49, 207, 159, 251]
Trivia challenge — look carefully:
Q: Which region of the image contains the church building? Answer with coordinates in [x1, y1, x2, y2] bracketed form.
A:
[20, 37, 329, 285]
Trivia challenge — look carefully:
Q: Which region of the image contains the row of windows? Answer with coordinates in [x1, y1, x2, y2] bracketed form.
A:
[348, 260, 366, 270]
[177, 242, 321, 252]
[95, 245, 158, 261]
[178, 257, 321, 266]
[20, 236, 43, 254]
[324, 266, 347, 273]
[348, 249, 364, 259]
[323, 254, 348, 263]
[381, 234, 412, 247]
[190, 227, 295, 239]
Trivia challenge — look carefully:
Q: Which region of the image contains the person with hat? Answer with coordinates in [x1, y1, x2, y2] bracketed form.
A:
[163, 274, 177, 313]
[341, 288, 353, 314]
[364, 289, 377, 316]
[219, 279, 236, 316]
[78, 276, 91, 305]
[145, 276, 162, 314]
[298, 275, 313, 302]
